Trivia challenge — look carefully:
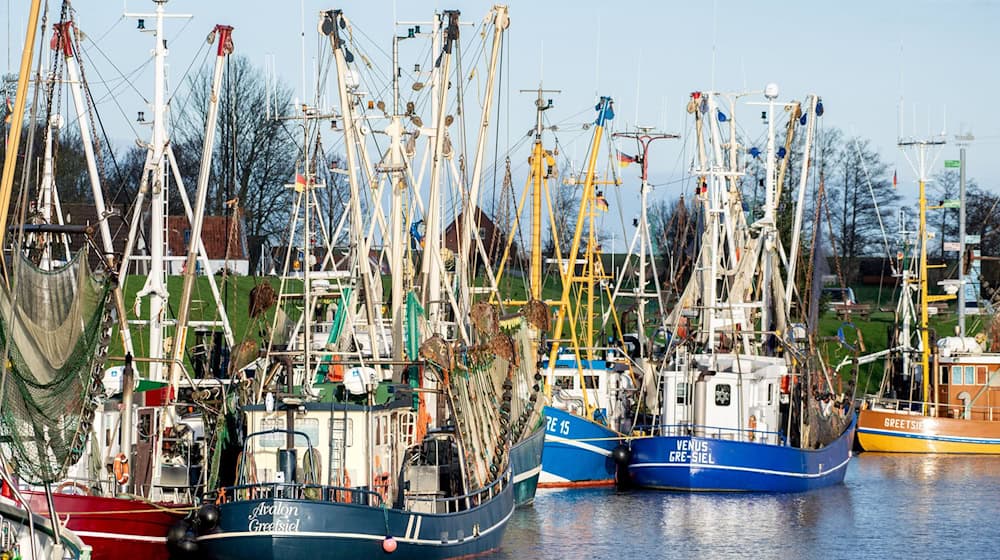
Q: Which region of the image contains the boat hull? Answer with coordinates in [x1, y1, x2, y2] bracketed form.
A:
[858, 408, 1000, 453]
[627, 416, 856, 492]
[198, 480, 515, 560]
[538, 406, 619, 488]
[24, 490, 182, 560]
[510, 425, 545, 506]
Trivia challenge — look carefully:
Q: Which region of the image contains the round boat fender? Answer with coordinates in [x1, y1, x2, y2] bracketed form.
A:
[113, 453, 130, 485]
[197, 504, 221, 533]
[611, 444, 631, 466]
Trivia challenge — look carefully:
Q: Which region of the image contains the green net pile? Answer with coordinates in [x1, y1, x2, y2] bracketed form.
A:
[0, 250, 113, 484]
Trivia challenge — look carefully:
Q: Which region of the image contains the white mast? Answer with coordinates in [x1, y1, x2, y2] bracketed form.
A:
[456, 5, 508, 320]
[421, 11, 459, 334]
[784, 94, 818, 309]
[120, 0, 235, 382]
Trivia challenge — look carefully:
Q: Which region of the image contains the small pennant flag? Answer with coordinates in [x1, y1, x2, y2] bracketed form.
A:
[892, 170, 897, 189]
[294, 173, 307, 192]
[618, 152, 636, 168]
[595, 193, 609, 211]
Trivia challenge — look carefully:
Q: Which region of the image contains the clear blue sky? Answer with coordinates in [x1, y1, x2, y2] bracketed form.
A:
[5, 0, 998, 240]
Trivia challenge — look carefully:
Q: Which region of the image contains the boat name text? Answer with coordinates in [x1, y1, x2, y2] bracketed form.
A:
[668, 439, 715, 464]
[883, 417, 926, 431]
[545, 416, 571, 436]
[248, 502, 301, 533]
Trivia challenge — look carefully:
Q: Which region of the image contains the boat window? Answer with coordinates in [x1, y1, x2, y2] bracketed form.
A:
[676, 382, 691, 404]
[965, 366, 975, 385]
[583, 375, 599, 389]
[554, 375, 574, 390]
[260, 418, 320, 448]
[977, 366, 987, 385]
[941, 367, 949, 385]
[767, 383, 773, 404]
[952, 366, 962, 385]
[715, 383, 732, 406]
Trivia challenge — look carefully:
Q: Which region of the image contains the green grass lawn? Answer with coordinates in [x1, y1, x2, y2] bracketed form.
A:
[110, 271, 975, 398]
[815, 285, 980, 393]
[109, 275, 280, 375]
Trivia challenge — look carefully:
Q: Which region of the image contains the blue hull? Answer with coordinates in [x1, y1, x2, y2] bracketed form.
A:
[510, 425, 545, 506]
[628, 416, 857, 492]
[198, 478, 514, 560]
[539, 406, 620, 487]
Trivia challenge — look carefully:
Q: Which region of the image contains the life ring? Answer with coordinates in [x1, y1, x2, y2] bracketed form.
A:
[747, 415, 757, 442]
[56, 481, 91, 496]
[113, 453, 130, 485]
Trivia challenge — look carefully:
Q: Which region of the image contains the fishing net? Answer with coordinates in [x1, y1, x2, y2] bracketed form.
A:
[0, 249, 113, 484]
[423, 303, 545, 490]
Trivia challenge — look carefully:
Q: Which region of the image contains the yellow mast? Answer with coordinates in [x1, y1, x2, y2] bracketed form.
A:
[904, 137, 950, 415]
[0, 0, 44, 254]
[544, 96, 614, 413]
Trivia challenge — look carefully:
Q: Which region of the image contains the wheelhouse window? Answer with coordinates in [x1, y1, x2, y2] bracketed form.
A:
[965, 366, 975, 385]
[554, 375, 574, 390]
[952, 366, 962, 385]
[714, 383, 732, 406]
[583, 375, 598, 389]
[260, 417, 319, 448]
[977, 366, 988, 385]
[676, 382, 691, 404]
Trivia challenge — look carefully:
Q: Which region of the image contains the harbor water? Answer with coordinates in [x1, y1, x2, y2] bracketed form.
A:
[492, 453, 1000, 559]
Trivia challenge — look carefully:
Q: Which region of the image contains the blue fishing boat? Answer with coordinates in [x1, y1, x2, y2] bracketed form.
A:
[198, 424, 515, 560]
[511, 424, 546, 505]
[539, 405, 618, 487]
[625, 87, 855, 493]
[629, 414, 856, 492]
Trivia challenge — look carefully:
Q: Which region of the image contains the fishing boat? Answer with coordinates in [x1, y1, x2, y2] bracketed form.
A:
[855, 137, 1000, 452]
[626, 86, 856, 492]
[0, 482, 92, 560]
[196, 7, 542, 559]
[489, 91, 622, 488]
[8, 3, 240, 557]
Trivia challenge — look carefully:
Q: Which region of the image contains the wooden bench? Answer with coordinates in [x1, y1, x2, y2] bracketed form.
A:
[835, 303, 872, 319]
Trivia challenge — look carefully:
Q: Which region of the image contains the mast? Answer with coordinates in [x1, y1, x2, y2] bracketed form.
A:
[784, 95, 818, 309]
[116, 0, 234, 384]
[898, 135, 947, 413]
[52, 20, 115, 268]
[456, 5, 508, 316]
[544, 96, 614, 412]
[323, 9, 382, 372]
[609, 128, 678, 355]
[759, 83, 779, 347]
[166, 25, 233, 411]
[421, 10, 460, 334]
[0, 0, 42, 254]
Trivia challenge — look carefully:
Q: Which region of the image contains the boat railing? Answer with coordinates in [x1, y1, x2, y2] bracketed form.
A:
[635, 423, 786, 445]
[404, 468, 510, 511]
[862, 394, 1000, 421]
[217, 481, 385, 507]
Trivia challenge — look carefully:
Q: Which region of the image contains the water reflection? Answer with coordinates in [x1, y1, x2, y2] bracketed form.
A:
[494, 454, 1000, 559]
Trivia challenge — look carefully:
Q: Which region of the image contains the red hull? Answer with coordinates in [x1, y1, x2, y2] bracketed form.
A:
[24, 490, 185, 560]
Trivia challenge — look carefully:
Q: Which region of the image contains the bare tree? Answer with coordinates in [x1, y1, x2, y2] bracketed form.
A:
[173, 55, 298, 246]
[827, 136, 898, 265]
